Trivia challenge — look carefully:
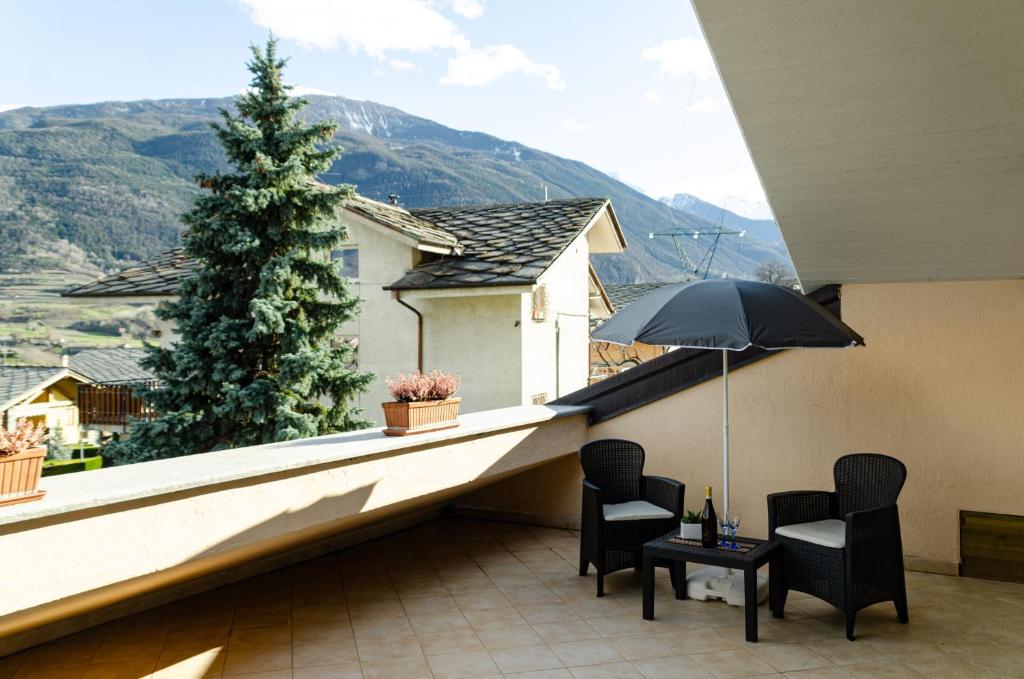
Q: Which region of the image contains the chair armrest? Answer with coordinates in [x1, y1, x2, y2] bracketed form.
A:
[846, 504, 903, 577]
[767, 490, 836, 536]
[642, 475, 684, 517]
[582, 480, 604, 525]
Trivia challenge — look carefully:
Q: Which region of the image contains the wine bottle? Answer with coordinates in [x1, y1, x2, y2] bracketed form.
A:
[700, 485, 718, 548]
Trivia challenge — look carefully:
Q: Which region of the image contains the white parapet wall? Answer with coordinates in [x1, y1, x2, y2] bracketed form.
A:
[0, 405, 589, 653]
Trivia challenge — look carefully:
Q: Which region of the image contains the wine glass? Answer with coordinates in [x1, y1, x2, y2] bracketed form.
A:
[729, 513, 742, 550]
[719, 517, 730, 547]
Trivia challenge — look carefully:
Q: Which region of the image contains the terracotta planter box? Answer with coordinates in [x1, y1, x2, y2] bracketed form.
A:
[382, 398, 461, 436]
[0, 446, 46, 507]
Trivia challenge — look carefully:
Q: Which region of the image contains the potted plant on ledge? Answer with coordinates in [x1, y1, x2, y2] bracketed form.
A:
[383, 370, 462, 436]
[0, 419, 48, 507]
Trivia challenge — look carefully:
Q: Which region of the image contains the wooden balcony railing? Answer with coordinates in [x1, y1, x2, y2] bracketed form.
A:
[78, 381, 159, 428]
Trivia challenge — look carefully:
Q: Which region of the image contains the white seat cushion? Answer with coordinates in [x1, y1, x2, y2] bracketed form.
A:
[775, 519, 846, 548]
[603, 500, 674, 522]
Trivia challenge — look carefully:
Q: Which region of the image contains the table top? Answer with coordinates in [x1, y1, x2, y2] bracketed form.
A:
[644, 531, 779, 566]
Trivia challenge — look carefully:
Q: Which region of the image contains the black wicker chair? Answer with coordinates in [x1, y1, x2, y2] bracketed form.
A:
[768, 453, 908, 640]
[578, 439, 684, 597]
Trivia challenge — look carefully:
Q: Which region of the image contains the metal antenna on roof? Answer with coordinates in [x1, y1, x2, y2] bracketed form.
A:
[542, 184, 549, 202]
[388, 194, 400, 205]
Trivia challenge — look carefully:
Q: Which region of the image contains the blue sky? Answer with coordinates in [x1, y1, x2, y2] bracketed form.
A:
[1, 0, 770, 217]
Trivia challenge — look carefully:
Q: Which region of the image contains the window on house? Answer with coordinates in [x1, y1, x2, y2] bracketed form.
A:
[331, 246, 359, 281]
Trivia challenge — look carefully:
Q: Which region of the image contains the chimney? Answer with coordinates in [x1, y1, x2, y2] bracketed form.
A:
[61, 354, 69, 367]
[388, 194, 400, 205]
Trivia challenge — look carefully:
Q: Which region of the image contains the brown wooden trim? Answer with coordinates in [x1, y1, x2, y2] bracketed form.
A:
[556, 285, 843, 424]
[960, 509, 1024, 583]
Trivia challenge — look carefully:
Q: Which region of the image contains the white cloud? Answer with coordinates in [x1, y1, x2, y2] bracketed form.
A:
[291, 85, 336, 96]
[451, 0, 484, 19]
[238, 0, 469, 55]
[560, 119, 588, 132]
[641, 36, 715, 81]
[239, 0, 561, 91]
[0, 104, 23, 113]
[442, 45, 564, 91]
[644, 89, 664, 105]
[687, 95, 719, 113]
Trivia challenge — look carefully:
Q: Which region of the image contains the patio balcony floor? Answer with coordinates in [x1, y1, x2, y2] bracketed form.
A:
[3, 518, 1024, 679]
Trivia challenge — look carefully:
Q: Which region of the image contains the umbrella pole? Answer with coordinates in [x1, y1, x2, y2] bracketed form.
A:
[722, 349, 730, 518]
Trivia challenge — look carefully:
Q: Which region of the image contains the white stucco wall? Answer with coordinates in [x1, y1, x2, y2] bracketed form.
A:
[418, 293, 523, 414]
[334, 221, 419, 421]
[521, 235, 593, 403]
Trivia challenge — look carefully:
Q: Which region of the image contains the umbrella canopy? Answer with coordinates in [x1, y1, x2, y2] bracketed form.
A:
[592, 279, 864, 350]
[592, 279, 864, 517]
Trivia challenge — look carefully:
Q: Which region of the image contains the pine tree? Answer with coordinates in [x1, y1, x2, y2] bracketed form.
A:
[109, 38, 373, 464]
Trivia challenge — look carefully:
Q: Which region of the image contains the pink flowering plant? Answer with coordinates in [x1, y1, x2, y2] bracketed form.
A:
[386, 370, 461, 402]
[0, 419, 47, 459]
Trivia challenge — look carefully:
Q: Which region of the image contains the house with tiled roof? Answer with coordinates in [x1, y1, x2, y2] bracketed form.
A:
[590, 283, 673, 381]
[0, 366, 91, 444]
[65, 194, 626, 417]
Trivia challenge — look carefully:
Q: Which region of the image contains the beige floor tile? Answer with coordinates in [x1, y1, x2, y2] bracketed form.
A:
[354, 634, 423, 662]
[463, 607, 528, 631]
[490, 645, 564, 673]
[504, 670, 574, 679]
[749, 643, 832, 673]
[548, 640, 626, 667]
[690, 649, 778, 679]
[607, 633, 683, 661]
[569, 661, 644, 678]
[841, 661, 923, 678]
[475, 623, 545, 650]
[588, 613, 660, 638]
[517, 603, 582, 625]
[401, 595, 460, 616]
[293, 662, 363, 678]
[360, 655, 433, 679]
[502, 585, 564, 606]
[222, 643, 292, 676]
[900, 653, 997, 678]
[531, 620, 602, 644]
[81, 657, 159, 679]
[292, 603, 349, 624]
[153, 647, 226, 678]
[783, 668, 854, 679]
[632, 655, 715, 679]
[452, 589, 511, 611]
[292, 638, 359, 668]
[291, 622, 353, 645]
[228, 624, 292, 649]
[801, 639, 888, 666]
[407, 611, 472, 634]
[417, 629, 485, 655]
[425, 650, 501, 678]
[351, 614, 415, 640]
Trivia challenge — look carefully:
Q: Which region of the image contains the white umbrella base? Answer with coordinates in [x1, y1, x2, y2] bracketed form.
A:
[685, 566, 768, 607]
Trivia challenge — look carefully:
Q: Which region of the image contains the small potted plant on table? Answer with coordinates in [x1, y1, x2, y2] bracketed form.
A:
[0, 419, 48, 507]
[382, 370, 461, 436]
[681, 510, 702, 540]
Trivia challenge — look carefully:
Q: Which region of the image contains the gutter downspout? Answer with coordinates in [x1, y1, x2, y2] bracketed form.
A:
[393, 290, 423, 373]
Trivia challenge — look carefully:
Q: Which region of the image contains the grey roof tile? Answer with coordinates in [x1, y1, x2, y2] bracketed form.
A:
[68, 348, 156, 384]
[387, 197, 609, 290]
[0, 367, 67, 409]
[62, 248, 198, 298]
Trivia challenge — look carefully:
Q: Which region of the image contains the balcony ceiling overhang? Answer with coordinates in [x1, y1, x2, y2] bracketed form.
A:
[693, 0, 1024, 291]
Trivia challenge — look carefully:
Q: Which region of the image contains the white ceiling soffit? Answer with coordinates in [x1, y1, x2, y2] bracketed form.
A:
[693, 0, 1024, 290]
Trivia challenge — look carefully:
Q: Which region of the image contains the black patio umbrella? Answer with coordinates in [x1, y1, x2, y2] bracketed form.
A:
[592, 278, 864, 515]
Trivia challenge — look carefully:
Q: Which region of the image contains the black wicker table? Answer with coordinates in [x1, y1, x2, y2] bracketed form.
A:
[642, 532, 782, 642]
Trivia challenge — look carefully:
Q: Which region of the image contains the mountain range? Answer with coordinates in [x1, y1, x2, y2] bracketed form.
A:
[0, 95, 791, 284]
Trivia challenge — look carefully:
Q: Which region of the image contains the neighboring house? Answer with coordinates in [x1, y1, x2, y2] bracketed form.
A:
[64, 195, 625, 418]
[0, 367, 90, 444]
[590, 283, 672, 381]
[68, 348, 157, 433]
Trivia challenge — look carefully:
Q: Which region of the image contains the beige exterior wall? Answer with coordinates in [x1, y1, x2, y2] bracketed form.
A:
[418, 294, 523, 413]
[335, 220, 419, 419]
[0, 408, 589, 652]
[4, 376, 82, 444]
[590, 280, 1024, 571]
[522, 235, 593, 403]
